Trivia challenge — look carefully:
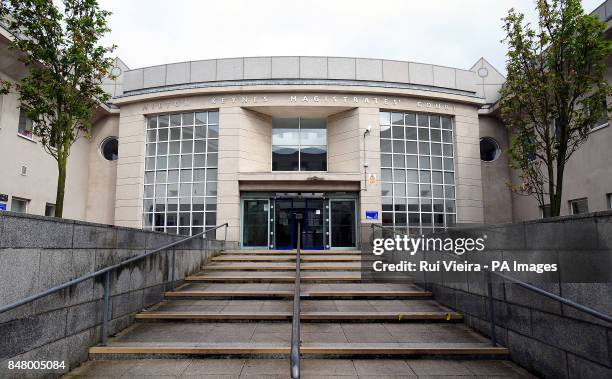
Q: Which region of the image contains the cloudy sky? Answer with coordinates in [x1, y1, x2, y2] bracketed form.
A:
[98, 0, 604, 74]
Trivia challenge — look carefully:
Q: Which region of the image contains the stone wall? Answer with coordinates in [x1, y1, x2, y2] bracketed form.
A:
[414, 212, 612, 379]
[0, 212, 237, 378]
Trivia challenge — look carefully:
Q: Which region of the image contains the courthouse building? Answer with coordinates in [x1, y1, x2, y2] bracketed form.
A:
[1, 4, 611, 249]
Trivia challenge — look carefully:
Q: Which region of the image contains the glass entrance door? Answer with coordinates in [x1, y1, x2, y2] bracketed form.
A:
[273, 198, 325, 250]
[242, 200, 269, 247]
[303, 199, 324, 250]
[330, 200, 357, 248]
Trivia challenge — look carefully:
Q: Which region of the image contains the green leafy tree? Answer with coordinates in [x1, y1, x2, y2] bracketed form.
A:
[0, 0, 115, 217]
[500, 0, 612, 217]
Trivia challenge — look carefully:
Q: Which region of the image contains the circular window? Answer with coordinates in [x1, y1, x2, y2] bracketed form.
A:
[480, 137, 500, 162]
[100, 137, 118, 161]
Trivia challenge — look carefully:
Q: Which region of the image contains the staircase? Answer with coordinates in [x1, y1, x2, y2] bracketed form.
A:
[65, 249, 535, 378]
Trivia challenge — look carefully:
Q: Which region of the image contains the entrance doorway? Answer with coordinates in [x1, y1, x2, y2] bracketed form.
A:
[241, 193, 358, 250]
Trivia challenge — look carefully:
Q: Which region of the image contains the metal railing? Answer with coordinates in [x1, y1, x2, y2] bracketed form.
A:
[369, 223, 612, 346]
[0, 223, 229, 346]
[290, 221, 302, 379]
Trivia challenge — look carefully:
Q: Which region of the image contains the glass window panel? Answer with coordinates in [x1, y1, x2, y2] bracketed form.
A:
[300, 119, 326, 145]
[272, 118, 299, 145]
[393, 140, 404, 153]
[432, 157, 442, 170]
[446, 200, 456, 213]
[434, 213, 445, 226]
[442, 130, 452, 143]
[206, 168, 218, 182]
[180, 154, 192, 168]
[145, 157, 155, 170]
[155, 184, 167, 198]
[391, 113, 404, 125]
[206, 182, 217, 196]
[433, 185, 444, 198]
[208, 111, 219, 124]
[443, 144, 453, 157]
[429, 116, 440, 128]
[408, 212, 420, 225]
[406, 169, 418, 182]
[380, 124, 391, 138]
[441, 117, 452, 130]
[433, 199, 444, 212]
[145, 172, 155, 184]
[445, 185, 455, 198]
[380, 139, 392, 153]
[404, 113, 416, 125]
[195, 112, 207, 125]
[156, 170, 167, 183]
[393, 169, 406, 182]
[180, 169, 192, 182]
[446, 214, 456, 227]
[193, 140, 205, 154]
[156, 156, 167, 170]
[179, 197, 190, 211]
[431, 143, 442, 156]
[157, 142, 168, 155]
[179, 183, 192, 197]
[394, 183, 406, 197]
[379, 112, 390, 125]
[392, 154, 405, 168]
[444, 158, 454, 171]
[167, 183, 179, 197]
[147, 130, 157, 142]
[392, 125, 404, 139]
[193, 154, 206, 167]
[395, 212, 407, 225]
[208, 124, 219, 138]
[192, 197, 205, 211]
[144, 185, 154, 198]
[170, 127, 181, 140]
[205, 212, 216, 226]
[419, 142, 430, 155]
[146, 143, 156, 156]
[381, 154, 392, 167]
[421, 213, 432, 226]
[168, 155, 180, 169]
[418, 128, 429, 141]
[182, 112, 194, 126]
[179, 211, 190, 226]
[205, 197, 217, 211]
[420, 170, 431, 183]
[182, 126, 194, 140]
[207, 153, 218, 167]
[421, 198, 432, 212]
[170, 114, 181, 126]
[407, 183, 419, 197]
[420, 184, 432, 198]
[382, 212, 393, 225]
[144, 199, 154, 213]
[192, 182, 205, 196]
[405, 126, 417, 140]
[300, 146, 327, 171]
[273, 146, 299, 171]
[417, 114, 428, 127]
[382, 197, 393, 211]
[419, 156, 430, 169]
[381, 168, 392, 182]
[158, 115, 169, 128]
[166, 213, 178, 227]
[430, 129, 441, 142]
[147, 117, 157, 129]
[432, 171, 443, 184]
[406, 141, 417, 154]
[395, 197, 406, 212]
[169, 141, 180, 154]
[406, 156, 418, 169]
[444, 172, 455, 185]
[193, 169, 205, 181]
[381, 183, 393, 196]
[181, 140, 193, 154]
[192, 212, 204, 226]
[207, 139, 218, 153]
[195, 124, 206, 139]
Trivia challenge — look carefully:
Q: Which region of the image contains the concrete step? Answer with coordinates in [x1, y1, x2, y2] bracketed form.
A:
[204, 261, 361, 271]
[212, 255, 361, 262]
[66, 358, 535, 378]
[135, 312, 462, 322]
[185, 271, 362, 283]
[221, 250, 360, 255]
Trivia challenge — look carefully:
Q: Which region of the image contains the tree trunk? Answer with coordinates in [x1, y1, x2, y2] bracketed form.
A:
[54, 153, 67, 218]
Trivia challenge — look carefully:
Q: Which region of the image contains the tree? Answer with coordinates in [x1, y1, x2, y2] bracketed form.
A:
[500, 0, 612, 217]
[0, 0, 115, 217]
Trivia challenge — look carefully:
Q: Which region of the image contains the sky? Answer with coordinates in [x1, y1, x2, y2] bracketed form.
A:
[98, 0, 605, 74]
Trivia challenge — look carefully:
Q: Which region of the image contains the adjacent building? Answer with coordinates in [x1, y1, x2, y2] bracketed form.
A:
[1, 2, 611, 248]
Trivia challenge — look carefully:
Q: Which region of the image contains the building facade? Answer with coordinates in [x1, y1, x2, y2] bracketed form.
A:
[1, 2, 611, 248]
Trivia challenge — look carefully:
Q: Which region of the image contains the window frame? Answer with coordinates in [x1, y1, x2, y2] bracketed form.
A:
[45, 203, 56, 217]
[590, 98, 609, 132]
[606, 193, 612, 210]
[540, 204, 552, 219]
[11, 197, 29, 213]
[271, 117, 328, 172]
[569, 197, 589, 215]
[17, 108, 35, 141]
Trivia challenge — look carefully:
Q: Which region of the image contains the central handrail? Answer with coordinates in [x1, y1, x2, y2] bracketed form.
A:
[0, 222, 229, 344]
[290, 221, 301, 379]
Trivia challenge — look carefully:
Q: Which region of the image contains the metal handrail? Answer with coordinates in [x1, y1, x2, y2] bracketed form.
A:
[0, 223, 229, 344]
[290, 221, 301, 379]
[369, 224, 612, 334]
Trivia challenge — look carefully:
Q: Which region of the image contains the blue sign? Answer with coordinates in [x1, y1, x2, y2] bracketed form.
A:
[0, 203, 6, 211]
[365, 210, 379, 220]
